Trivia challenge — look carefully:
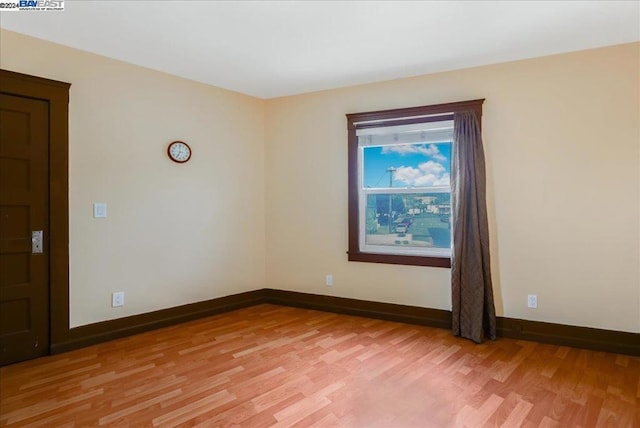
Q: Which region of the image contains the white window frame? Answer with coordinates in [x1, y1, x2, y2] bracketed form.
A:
[356, 120, 453, 258]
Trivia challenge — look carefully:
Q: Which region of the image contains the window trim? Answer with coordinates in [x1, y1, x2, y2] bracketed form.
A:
[346, 98, 484, 268]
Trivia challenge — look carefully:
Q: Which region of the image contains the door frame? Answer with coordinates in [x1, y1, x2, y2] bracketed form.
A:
[0, 69, 70, 353]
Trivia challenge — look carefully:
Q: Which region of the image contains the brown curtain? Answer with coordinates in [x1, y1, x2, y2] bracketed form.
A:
[451, 111, 496, 343]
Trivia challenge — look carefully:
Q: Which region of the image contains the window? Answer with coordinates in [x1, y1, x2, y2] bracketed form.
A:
[346, 99, 483, 267]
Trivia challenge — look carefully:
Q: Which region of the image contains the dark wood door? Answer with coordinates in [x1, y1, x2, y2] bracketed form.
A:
[0, 93, 50, 365]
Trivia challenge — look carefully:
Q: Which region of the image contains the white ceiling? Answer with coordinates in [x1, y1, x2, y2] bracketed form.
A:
[1, 1, 638, 99]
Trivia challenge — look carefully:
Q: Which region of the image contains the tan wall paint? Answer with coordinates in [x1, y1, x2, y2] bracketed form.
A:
[265, 43, 640, 333]
[1, 30, 266, 327]
[2, 30, 638, 334]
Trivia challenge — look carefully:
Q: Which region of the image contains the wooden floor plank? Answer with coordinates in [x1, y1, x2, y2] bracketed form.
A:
[1, 304, 639, 427]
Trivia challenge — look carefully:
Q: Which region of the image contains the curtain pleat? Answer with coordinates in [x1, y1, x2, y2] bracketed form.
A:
[451, 111, 496, 343]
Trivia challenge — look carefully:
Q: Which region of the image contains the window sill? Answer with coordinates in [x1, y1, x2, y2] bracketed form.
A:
[347, 251, 451, 268]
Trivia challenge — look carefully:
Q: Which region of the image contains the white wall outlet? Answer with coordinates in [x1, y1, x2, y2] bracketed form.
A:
[94, 203, 107, 218]
[325, 274, 333, 286]
[527, 294, 538, 309]
[112, 291, 124, 307]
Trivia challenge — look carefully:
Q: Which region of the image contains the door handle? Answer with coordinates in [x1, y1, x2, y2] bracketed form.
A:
[32, 230, 43, 254]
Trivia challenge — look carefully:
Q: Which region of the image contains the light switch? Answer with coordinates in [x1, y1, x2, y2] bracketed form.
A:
[94, 203, 107, 218]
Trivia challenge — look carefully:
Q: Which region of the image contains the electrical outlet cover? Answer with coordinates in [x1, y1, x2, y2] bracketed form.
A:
[112, 291, 124, 307]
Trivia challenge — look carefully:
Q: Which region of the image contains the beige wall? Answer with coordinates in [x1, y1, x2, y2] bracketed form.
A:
[1, 30, 266, 327]
[2, 30, 639, 334]
[265, 43, 640, 333]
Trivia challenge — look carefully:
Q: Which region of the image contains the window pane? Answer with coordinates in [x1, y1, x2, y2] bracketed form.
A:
[363, 142, 451, 189]
[365, 192, 451, 250]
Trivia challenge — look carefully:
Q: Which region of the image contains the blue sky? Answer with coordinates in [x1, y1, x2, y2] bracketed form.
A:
[363, 142, 451, 188]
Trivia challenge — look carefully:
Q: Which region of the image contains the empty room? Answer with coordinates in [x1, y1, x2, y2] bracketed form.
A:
[0, 1, 639, 426]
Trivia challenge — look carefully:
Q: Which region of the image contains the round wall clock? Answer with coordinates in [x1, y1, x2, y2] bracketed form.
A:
[167, 141, 191, 163]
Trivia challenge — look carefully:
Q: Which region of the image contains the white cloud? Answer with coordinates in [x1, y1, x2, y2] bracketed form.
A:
[394, 166, 422, 184]
[382, 143, 447, 162]
[393, 161, 450, 187]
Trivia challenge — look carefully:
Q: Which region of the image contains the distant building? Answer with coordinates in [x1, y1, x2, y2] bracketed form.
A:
[426, 203, 450, 215]
[437, 204, 451, 215]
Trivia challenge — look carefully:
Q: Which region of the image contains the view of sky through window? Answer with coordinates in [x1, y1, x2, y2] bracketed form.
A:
[363, 142, 451, 188]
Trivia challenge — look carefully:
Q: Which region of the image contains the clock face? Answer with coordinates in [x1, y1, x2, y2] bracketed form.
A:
[168, 141, 191, 163]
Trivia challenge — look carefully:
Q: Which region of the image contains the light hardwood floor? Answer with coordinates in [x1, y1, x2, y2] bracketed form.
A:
[1, 304, 639, 427]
